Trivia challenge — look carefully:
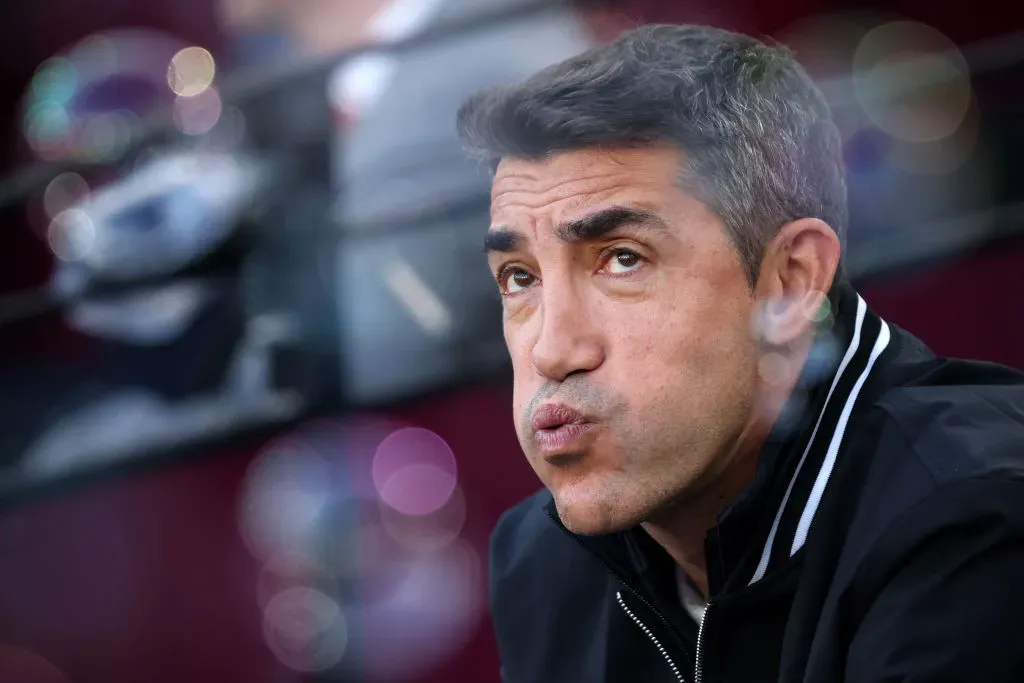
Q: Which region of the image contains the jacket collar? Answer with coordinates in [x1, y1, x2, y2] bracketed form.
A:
[544, 283, 899, 596]
[732, 283, 896, 587]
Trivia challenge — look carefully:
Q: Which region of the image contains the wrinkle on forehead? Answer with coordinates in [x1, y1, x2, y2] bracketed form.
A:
[490, 147, 682, 218]
[491, 176, 639, 223]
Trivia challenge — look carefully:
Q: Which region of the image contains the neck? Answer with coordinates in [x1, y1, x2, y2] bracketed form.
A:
[641, 336, 813, 599]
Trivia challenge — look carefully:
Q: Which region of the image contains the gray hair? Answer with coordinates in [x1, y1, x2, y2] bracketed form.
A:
[456, 24, 847, 285]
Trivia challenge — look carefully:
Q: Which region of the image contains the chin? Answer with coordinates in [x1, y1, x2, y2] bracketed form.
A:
[551, 488, 644, 536]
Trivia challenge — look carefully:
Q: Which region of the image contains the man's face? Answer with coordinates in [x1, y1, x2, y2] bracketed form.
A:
[487, 146, 761, 535]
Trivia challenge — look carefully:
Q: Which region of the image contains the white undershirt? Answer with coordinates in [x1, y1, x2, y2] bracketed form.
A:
[676, 566, 708, 625]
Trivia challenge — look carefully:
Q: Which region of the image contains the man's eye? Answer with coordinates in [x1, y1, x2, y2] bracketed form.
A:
[605, 249, 644, 275]
[500, 268, 537, 295]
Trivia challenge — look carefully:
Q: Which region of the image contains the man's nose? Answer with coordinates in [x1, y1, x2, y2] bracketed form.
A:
[530, 285, 605, 381]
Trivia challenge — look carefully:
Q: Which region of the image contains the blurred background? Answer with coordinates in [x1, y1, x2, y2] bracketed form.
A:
[0, 0, 1021, 681]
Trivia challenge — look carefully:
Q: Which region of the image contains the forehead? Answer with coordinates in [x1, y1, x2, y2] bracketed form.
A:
[490, 146, 683, 219]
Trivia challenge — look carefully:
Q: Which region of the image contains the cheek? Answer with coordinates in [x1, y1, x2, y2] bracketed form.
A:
[504, 323, 536, 434]
[504, 322, 534, 380]
[684, 296, 754, 367]
[611, 286, 756, 407]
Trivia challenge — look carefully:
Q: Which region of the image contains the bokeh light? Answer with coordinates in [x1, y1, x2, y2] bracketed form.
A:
[238, 418, 482, 680]
[853, 21, 972, 144]
[886, 100, 981, 176]
[28, 57, 78, 104]
[808, 295, 832, 324]
[173, 86, 223, 136]
[47, 209, 96, 261]
[167, 46, 216, 97]
[80, 111, 136, 162]
[43, 173, 90, 220]
[372, 427, 458, 516]
[257, 551, 329, 611]
[263, 587, 348, 673]
[239, 440, 333, 563]
[69, 34, 119, 75]
[341, 499, 413, 599]
[21, 29, 190, 162]
[380, 483, 467, 554]
[782, 13, 984, 185]
[24, 101, 71, 160]
[358, 539, 485, 681]
[22, 57, 77, 158]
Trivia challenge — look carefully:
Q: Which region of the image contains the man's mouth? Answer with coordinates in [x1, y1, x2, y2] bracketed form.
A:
[531, 403, 597, 458]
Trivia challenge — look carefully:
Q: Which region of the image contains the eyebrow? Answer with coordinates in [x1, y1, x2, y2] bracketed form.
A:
[483, 206, 664, 255]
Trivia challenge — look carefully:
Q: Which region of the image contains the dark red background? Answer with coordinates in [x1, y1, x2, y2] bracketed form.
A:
[0, 1, 1022, 682]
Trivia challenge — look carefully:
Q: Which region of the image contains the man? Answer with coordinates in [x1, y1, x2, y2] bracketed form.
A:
[456, 23, 1024, 683]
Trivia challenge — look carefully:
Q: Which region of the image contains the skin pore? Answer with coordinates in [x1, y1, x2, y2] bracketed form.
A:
[486, 146, 840, 597]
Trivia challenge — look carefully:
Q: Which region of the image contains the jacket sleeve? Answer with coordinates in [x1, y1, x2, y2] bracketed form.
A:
[845, 478, 1024, 682]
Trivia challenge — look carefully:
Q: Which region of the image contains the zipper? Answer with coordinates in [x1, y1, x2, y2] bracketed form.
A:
[617, 591, 685, 682]
[545, 509, 693, 660]
[694, 602, 711, 683]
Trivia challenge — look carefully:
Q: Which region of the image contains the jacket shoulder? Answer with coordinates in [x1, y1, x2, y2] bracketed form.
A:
[489, 490, 614, 682]
[490, 489, 557, 578]
[826, 359, 1024, 583]
[828, 360, 1024, 594]
[875, 357, 1024, 482]
[490, 488, 599, 587]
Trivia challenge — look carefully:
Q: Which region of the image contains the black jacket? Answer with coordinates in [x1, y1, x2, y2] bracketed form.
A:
[490, 285, 1024, 683]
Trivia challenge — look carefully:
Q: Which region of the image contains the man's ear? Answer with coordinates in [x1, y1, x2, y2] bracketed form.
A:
[753, 218, 841, 347]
